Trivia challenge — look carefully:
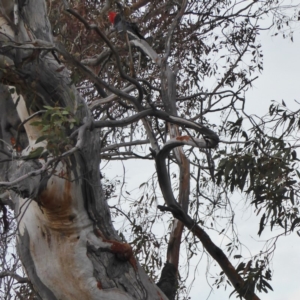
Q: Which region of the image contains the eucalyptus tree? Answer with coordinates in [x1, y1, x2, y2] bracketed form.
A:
[0, 1, 299, 300]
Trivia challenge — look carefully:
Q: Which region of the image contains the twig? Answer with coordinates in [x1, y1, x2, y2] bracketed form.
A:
[0, 271, 29, 284]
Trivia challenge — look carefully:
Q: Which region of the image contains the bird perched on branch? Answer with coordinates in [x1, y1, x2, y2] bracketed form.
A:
[108, 12, 145, 41]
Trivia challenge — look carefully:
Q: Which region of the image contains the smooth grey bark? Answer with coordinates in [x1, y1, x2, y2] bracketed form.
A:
[0, 1, 167, 299]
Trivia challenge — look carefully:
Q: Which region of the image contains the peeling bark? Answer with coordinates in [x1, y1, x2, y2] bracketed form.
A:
[0, 1, 167, 299]
[0, 1, 263, 300]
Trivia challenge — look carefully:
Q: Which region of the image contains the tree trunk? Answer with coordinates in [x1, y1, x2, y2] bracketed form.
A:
[0, 2, 166, 299]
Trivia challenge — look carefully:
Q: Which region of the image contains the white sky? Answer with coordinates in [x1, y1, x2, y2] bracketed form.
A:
[191, 29, 300, 300]
[103, 26, 300, 300]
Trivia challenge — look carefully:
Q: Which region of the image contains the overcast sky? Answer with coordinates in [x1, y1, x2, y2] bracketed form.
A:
[103, 22, 300, 300]
[191, 28, 300, 300]
[241, 24, 300, 300]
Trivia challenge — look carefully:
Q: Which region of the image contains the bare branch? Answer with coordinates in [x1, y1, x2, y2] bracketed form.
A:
[100, 139, 150, 152]
[131, 0, 151, 11]
[80, 49, 111, 67]
[94, 109, 219, 146]
[163, 0, 188, 61]
[89, 85, 136, 110]
[157, 205, 260, 300]
[63, 6, 145, 105]
[154, 135, 213, 207]
[0, 271, 29, 284]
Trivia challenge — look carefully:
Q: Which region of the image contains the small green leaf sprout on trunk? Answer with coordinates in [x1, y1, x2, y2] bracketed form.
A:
[30, 106, 79, 157]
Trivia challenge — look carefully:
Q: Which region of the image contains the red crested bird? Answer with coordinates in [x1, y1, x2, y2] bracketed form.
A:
[108, 12, 145, 41]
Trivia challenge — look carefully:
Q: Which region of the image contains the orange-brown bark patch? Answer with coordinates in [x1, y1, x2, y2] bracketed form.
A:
[10, 137, 16, 146]
[176, 135, 189, 141]
[97, 281, 102, 289]
[111, 241, 133, 261]
[39, 179, 71, 209]
[112, 242, 138, 270]
[167, 221, 184, 266]
[157, 291, 165, 300]
[94, 228, 137, 270]
[38, 176, 75, 228]
[179, 152, 190, 197]
[58, 170, 66, 177]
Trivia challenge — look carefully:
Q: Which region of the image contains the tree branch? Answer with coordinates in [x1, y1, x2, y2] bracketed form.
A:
[0, 271, 29, 284]
[157, 205, 260, 300]
[89, 85, 136, 110]
[100, 139, 150, 152]
[94, 109, 219, 146]
[131, 0, 151, 11]
[163, 0, 188, 61]
[63, 6, 145, 105]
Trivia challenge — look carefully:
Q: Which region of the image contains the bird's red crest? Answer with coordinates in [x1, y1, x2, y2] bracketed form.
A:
[108, 12, 117, 24]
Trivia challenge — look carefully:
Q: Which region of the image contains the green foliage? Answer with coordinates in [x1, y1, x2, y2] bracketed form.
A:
[214, 256, 273, 296]
[25, 147, 45, 160]
[30, 106, 79, 157]
[236, 258, 273, 295]
[216, 101, 300, 238]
